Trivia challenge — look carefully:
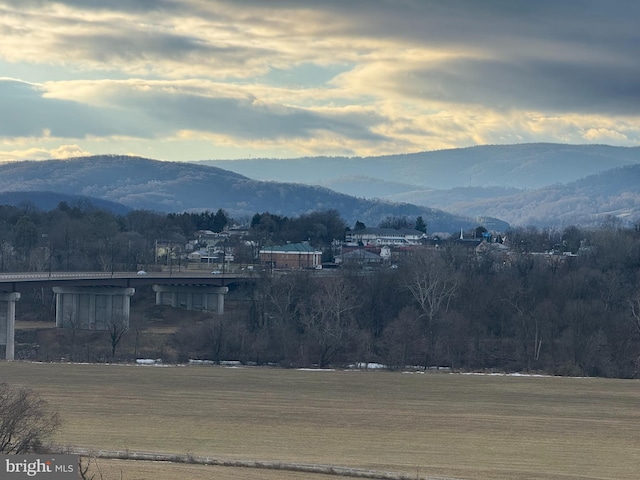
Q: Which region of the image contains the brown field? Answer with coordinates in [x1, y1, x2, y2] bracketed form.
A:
[1, 362, 639, 480]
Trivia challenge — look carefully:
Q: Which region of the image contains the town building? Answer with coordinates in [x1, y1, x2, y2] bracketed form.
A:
[259, 243, 322, 269]
[336, 248, 383, 265]
[345, 227, 425, 246]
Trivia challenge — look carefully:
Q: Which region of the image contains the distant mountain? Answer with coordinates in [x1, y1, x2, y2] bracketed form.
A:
[321, 176, 429, 200]
[393, 165, 640, 227]
[0, 156, 497, 233]
[197, 143, 640, 191]
[5, 146, 635, 230]
[0, 191, 131, 215]
[196, 143, 640, 228]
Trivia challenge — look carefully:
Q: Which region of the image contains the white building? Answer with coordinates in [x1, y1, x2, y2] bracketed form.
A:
[345, 228, 425, 246]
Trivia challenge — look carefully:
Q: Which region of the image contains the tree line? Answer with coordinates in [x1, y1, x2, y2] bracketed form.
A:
[173, 227, 640, 378]
[2, 201, 640, 377]
[0, 201, 352, 272]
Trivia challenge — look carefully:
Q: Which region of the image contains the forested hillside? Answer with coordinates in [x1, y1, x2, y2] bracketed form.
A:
[200, 143, 640, 227]
[393, 164, 640, 226]
[4, 145, 638, 229]
[0, 191, 130, 215]
[0, 156, 493, 232]
[201, 143, 640, 190]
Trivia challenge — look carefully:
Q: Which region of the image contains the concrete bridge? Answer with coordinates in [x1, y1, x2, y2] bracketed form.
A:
[0, 271, 253, 360]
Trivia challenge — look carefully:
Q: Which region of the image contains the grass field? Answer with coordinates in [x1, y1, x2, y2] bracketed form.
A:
[1, 362, 639, 480]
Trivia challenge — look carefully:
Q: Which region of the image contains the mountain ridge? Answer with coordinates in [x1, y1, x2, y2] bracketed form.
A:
[0, 156, 495, 233]
[3, 143, 639, 229]
[390, 164, 640, 227]
[195, 143, 640, 227]
[197, 143, 640, 190]
[0, 190, 131, 215]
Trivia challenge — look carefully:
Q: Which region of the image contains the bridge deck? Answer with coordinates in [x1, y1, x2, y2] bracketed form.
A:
[0, 271, 254, 292]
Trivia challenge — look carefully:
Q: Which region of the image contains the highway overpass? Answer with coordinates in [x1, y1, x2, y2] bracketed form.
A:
[0, 271, 256, 361]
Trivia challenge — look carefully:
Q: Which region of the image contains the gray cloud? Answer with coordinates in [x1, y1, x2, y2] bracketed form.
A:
[1, 0, 182, 13]
[394, 58, 640, 115]
[110, 87, 389, 142]
[0, 79, 136, 137]
[1, 0, 640, 157]
[232, 0, 640, 54]
[0, 79, 387, 143]
[9, 1, 640, 67]
[54, 31, 254, 65]
[211, 0, 640, 115]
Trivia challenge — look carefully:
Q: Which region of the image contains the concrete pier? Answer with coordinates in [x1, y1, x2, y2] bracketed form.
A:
[152, 285, 229, 314]
[53, 286, 135, 330]
[0, 292, 20, 360]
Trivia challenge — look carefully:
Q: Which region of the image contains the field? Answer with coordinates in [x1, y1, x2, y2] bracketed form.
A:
[1, 362, 639, 480]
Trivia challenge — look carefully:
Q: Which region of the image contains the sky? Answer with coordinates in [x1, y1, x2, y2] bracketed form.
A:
[1, 0, 639, 162]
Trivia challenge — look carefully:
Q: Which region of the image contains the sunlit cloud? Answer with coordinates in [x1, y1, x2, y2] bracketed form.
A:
[49, 144, 92, 158]
[0, 144, 91, 162]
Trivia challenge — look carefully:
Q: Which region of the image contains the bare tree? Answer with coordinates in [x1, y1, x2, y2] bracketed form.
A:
[402, 250, 459, 325]
[629, 295, 640, 376]
[630, 294, 640, 336]
[107, 313, 129, 361]
[61, 304, 82, 362]
[0, 382, 60, 454]
[78, 453, 121, 480]
[78, 453, 108, 480]
[401, 249, 459, 369]
[79, 456, 97, 480]
[266, 273, 308, 362]
[301, 277, 358, 367]
[267, 273, 304, 329]
[205, 317, 225, 363]
[29, 245, 51, 272]
[380, 306, 423, 369]
[96, 239, 113, 273]
[502, 286, 543, 371]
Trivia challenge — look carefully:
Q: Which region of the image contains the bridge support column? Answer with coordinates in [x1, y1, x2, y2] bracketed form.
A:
[53, 287, 135, 330]
[152, 285, 229, 314]
[0, 292, 20, 360]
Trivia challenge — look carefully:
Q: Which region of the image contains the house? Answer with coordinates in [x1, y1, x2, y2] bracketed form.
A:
[187, 249, 209, 262]
[345, 228, 425, 246]
[195, 229, 217, 239]
[259, 243, 322, 269]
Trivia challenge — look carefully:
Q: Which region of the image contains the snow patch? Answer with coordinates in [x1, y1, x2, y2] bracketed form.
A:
[348, 362, 388, 370]
[136, 358, 162, 365]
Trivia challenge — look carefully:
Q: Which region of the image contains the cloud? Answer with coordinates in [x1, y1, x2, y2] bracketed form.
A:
[0, 144, 90, 161]
[0, 1, 315, 78]
[2, 78, 388, 146]
[0, 78, 153, 138]
[0, 147, 51, 161]
[1, 0, 640, 160]
[49, 144, 92, 158]
[377, 58, 640, 116]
